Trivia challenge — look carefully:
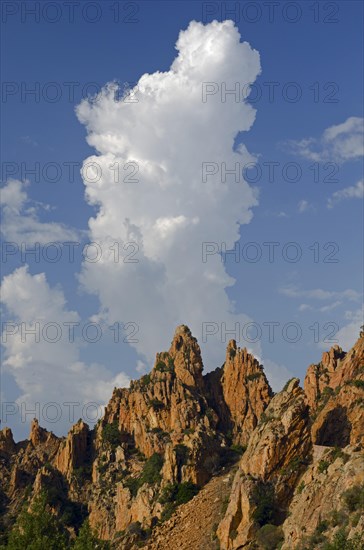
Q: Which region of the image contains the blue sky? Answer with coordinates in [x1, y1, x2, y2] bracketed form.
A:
[1, 1, 363, 439]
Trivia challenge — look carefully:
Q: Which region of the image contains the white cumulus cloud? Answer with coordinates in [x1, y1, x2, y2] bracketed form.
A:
[280, 285, 361, 302]
[327, 179, 363, 209]
[1, 266, 129, 436]
[284, 116, 364, 163]
[0, 179, 80, 245]
[75, 20, 264, 371]
[318, 307, 363, 351]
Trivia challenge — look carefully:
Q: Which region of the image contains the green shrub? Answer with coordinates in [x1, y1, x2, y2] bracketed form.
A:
[127, 521, 143, 536]
[159, 482, 199, 506]
[252, 482, 276, 527]
[140, 374, 151, 387]
[342, 484, 364, 512]
[150, 427, 163, 434]
[350, 380, 364, 389]
[139, 453, 163, 485]
[321, 387, 334, 398]
[174, 482, 199, 505]
[322, 528, 364, 550]
[230, 444, 246, 455]
[60, 501, 84, 527]
[308, 531, 327, 547]
[221, 495, 230, 514]
[246, 372, 262, 382]
[155, 358, 175, 374]
[351, 512, 361, 527]
[160, 502, 175, 522]
[123, 477, 140, 498]
[259, 411, 274, 425]
[5, 491, 69, 549]
[330, 509, 348, 527]
[73, 465, 92, 483]
[149, 399, 165, 411]
[155, 361, 167, 372]
[73, 519, 110, 549]
[175, 444, 189, 465]
[297, 481, 305, 494]
[280, 456, 306, 476]
[159, 481, 199, 521]
[318, 460, 330, 474]
[102, 422, 121, 448]
[256, 524, 284, 550]
[127, 447, 146, 460]
[329, 446, 350, 464]
[317, 520, 329, 533]
[123, 453, 163, 496]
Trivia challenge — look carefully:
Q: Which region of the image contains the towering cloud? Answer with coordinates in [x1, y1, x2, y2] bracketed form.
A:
[76, 20, 262, 369]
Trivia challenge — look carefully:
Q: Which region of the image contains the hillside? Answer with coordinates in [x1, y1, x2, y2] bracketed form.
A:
[0, 326, 363, 549]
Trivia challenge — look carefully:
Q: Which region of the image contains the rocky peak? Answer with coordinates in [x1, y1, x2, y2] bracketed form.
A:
[54, 419, 89, 480]
[309, 335, 364, 447]
[304, 345, 347, 409]
[0, 427, 16, 456]
[0, 332, 362, 549]
[239, 377, 311, 482]
[322, 345, 346, 371]
[205, 340, 272, 446]
[29, 418, 50, 447]
[164, 324, 204, 388]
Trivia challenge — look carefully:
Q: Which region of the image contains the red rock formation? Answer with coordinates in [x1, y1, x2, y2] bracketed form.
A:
[54, 419, 89, 480]
[205, 340, 272, 446]
[217, 379, 311, 549]
[305, 335, 364, 447]
[0, 427, 16, 457]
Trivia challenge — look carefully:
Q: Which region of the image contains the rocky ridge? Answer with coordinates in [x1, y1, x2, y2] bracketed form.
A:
[0, 327, 363, 549]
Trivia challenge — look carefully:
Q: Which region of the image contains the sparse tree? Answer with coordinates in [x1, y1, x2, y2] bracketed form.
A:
[5, 491, 68, 550]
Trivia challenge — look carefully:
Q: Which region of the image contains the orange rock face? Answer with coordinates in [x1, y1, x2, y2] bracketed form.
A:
[0, 328, 362, 549]
[103, 325, 217, 461]
[208, 339, 272, 446]
[304, 345, 346, 409]
[0, 427, 16, 457]
[305, 335, 364, 447]
[54, 419, 90, 480]
[217, 378, 312, 549]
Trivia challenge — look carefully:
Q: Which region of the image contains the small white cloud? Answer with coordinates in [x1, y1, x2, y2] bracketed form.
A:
[297, 199, 315, 213]
[319, 301, 342, 312]
[280, 285, 361, 302]
[327, 180, 363, 209]
[318, 307, 363, 351]
[136, 360, 148, 374]
[283, 116, 363, 164]
[298, 304, 312, 312]
[21, 135, 39, 147]
[0, 179, 80, 245]
[262, 359, 295, 393]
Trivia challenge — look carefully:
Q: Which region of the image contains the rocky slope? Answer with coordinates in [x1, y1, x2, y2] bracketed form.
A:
[0, 327, 363, 549]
